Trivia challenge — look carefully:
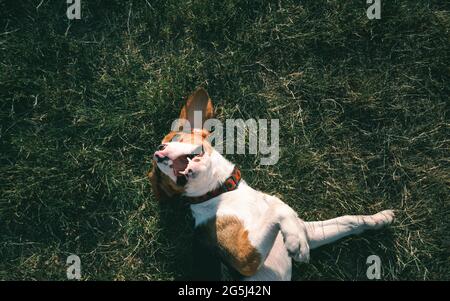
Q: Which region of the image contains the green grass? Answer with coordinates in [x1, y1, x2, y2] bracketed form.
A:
[1, 0, 449, 280]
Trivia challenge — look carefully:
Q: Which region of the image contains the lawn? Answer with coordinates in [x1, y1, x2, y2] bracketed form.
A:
[0, 0, 449, 280]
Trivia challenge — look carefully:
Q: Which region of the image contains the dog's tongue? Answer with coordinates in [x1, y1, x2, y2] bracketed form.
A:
[172, 155, 189, 175]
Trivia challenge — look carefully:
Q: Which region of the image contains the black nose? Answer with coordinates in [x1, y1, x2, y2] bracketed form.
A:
[157, 144, 167, 151]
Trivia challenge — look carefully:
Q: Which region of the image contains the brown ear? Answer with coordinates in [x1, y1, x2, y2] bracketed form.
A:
[179, 88, 214, 130]
[148, 161, 165, 201]
[148, 160, 184, 201]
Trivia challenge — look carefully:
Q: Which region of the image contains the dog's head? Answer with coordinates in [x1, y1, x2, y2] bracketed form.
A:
[148, 88, 216, 200]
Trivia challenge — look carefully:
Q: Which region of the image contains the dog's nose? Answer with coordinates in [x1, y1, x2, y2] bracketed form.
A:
[154, 152, 168, 163]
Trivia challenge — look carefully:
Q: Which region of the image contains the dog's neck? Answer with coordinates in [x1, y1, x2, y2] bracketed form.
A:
[184, 150, 235, 197]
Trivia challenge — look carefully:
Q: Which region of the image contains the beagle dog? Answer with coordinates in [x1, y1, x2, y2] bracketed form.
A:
[149, 88, 395, 280]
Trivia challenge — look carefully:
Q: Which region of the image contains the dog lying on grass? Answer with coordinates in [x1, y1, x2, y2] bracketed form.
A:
[149, 88, 394, 280]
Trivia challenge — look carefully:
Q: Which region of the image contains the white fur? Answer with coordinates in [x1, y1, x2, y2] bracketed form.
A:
[156, 143, 395, 281]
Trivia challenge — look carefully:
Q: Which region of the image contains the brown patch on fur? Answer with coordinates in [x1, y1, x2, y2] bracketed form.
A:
[161, 131, 180, 143]
[148, 160, 185, 200]
[163, 130, 213, 152]
[149, 129, 214, 201]
[148, 88, 215, 200]
[179, 87, 214, 130]
[197, 216, 261, 277]
[162, 130, 208, 145]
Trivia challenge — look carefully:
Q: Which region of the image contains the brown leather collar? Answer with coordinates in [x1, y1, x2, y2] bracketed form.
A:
[186, 166, 241, 204]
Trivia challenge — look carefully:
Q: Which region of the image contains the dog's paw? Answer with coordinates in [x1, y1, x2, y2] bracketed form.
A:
[365, 209, 395, 229]
[375, 209, 395, 226]
[277, 208, 310, 263]
[284, 231, 310, 263]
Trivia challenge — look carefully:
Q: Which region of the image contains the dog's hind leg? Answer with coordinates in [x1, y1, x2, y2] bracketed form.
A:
[303, 210, 395, 250]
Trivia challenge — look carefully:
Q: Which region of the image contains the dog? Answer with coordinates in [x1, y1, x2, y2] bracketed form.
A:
[148, 88, 395, 280]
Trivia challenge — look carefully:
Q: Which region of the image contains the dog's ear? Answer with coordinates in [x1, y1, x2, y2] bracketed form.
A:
[179, 87, 214, 131]
[148, 161, 164, 201]
[148, 160, 184, 201]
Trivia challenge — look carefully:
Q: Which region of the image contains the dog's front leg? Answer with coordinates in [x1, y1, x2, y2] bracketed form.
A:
[249, 197, 310, 265]
[304, 210, 395, 249]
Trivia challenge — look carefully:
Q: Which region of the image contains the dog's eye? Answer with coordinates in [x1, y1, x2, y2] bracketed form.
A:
[171, 134, 181, 142]
[187, 154, 196, 160]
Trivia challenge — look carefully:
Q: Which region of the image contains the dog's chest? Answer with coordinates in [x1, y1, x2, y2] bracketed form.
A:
[190, 182, 268, 227]
[190, 183, 269, 276]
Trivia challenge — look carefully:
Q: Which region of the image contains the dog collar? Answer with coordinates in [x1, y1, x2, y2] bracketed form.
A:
[187, 166, 241, 204]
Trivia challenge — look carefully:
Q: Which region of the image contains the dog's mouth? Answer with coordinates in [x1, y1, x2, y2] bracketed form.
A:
[173, 155, 189, 174]
[171, 154, 198, 186]
[155, 144, 204, 186]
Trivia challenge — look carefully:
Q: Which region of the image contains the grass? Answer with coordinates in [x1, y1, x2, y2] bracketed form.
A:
[0, 0, 449, 280]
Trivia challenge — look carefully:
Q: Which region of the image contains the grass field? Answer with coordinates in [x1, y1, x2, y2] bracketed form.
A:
[1, 0, 449, 280]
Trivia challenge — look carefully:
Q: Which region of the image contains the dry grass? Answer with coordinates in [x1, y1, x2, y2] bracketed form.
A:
[0, 0, 449, 280]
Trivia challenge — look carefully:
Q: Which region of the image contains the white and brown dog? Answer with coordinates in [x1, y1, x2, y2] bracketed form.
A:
[149, 88, 395, 281]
